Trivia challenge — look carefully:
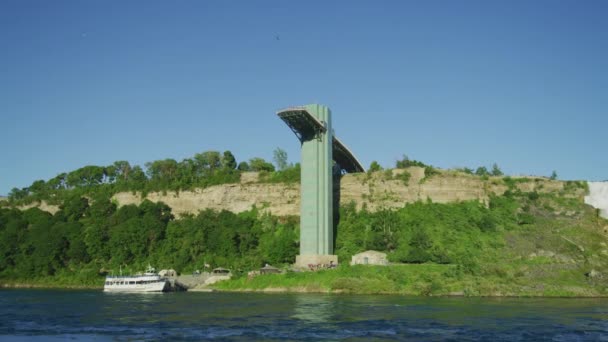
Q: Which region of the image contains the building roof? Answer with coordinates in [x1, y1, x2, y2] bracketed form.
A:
[260, 264, 279, 271]
[353, 250, 387, 257]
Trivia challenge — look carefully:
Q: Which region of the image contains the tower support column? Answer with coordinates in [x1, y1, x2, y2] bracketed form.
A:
[295, 104, 337, 268]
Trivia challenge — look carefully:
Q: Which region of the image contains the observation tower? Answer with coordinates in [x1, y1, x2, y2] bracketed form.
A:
[277, 104, 364, 267]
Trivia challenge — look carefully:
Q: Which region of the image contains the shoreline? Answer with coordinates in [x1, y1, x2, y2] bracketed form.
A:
[1, 283, 102, 290]
[209, 287, 608, 298]
[3, 282, 608, 298]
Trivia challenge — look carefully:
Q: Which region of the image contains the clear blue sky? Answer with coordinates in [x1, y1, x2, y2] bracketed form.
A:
[2, 0, 607, 195]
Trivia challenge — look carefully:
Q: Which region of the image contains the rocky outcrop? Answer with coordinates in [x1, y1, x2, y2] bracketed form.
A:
[585, 182, 608, 218]
[113, 182, 300, 217]
[17, 201, 60, 214]
[341, 168, 494, 211]
[13, 169, 580, 216]
[109, 168, 576, 217]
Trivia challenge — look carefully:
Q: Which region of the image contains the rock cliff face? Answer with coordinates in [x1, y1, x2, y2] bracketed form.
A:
[113, 181, 300, 217]
[18, 201, 61, 215]
[109, 168, 577, 217]
[585, 182, 608, 219]
[14, 168, 580, 216]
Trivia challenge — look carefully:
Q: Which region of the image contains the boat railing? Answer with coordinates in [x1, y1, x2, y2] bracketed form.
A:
[106, 274, 160, 279]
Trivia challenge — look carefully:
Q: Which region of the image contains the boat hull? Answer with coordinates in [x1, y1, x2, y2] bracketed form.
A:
[103, 281, 168, 293]
[104, 274, 169, 293]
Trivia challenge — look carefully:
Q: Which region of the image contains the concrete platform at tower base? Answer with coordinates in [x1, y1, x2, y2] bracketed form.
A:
[295, 255, 338, 269]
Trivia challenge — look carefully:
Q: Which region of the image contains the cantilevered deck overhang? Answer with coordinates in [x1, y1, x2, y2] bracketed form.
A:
[277, 107, 326, 142]
[277, 107, 365, 173]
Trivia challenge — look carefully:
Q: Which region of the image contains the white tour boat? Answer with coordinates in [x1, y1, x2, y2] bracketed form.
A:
[103, 265, 169, 293]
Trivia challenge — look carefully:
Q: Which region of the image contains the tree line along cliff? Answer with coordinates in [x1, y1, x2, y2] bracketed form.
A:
[2, 151, 607, 296]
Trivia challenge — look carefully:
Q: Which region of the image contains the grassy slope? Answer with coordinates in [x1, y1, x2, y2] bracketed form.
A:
[214, 179, 608, 297]
[4, 172, 607, 296]
[1, 266, 104, 289]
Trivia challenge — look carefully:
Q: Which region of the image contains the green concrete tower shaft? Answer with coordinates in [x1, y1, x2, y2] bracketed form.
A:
[277, 104, 364, 267]
[300, 104, 333, 255]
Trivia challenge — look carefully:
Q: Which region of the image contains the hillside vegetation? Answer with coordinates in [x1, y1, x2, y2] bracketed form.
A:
[5, 149, 298, 208]
[1, 154, 607, 296]
[217, 180, 608, 296]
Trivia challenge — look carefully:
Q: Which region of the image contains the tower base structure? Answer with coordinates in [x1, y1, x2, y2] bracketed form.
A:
[295, 254, 338, 269]
[277, 104, 364, 272]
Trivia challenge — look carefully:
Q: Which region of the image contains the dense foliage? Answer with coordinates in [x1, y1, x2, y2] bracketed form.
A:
[335, 197, 515, 270]
[218, 189, 608, 297]
[0, 183, 535, 287]
[0, 195, 298, 285]
[1, 151, 603, 295]
[7, 150, 301, 206]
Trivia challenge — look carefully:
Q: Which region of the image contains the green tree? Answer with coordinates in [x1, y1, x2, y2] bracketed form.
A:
[237, 161, 251, 171]
[82, 195, 115, 261]
[112, 161, 132, 182]
[395, 155, 427, 168]
[8, 187, 28, 201]
[550, 170, 558, 180]
[28, 180, 47, 197]
[127, 166, 147, 190]
[260, 225, 297, 265]
[370, 209, 398, 251]
[194, 151, 221, 174]
[475, 166, 489, 176]
[406, 228, 433, 263]
[66, 165, 106, 187]
[273, 148, 289, 171]
[55, 221, 90, 266]
[368, 161, 382, 173]
[47, 173, 67, 190]
[84, 222, 111, 262]
[222, 151, 237, 170]
[491, 163, 503, 176]
[0, 209, 27, 270]
[20, 211, 61, 276]
[145, 159, 179, 181]
[249, 158, 275, 172]
[58, 195, 89, 222]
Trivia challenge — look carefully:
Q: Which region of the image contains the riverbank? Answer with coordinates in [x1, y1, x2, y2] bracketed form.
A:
[1, 282, 101, 290]
[0, 269, 104, 290]
[2, 267, 606, 297]
[211, 263, 608, 297]
[3, 260, 607, 297]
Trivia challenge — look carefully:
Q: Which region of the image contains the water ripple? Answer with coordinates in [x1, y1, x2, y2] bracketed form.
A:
[2, 290, 608, 341]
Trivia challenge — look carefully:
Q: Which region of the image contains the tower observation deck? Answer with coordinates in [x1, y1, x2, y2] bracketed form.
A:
[277, 104, 364, 268]
[278, 107, 364, 173]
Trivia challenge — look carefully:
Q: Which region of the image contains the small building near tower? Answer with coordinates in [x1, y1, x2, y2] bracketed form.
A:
[350, 250, 389, 266]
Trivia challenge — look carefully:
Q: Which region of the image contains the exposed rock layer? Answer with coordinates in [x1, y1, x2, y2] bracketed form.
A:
[110, 168, 575, 217]
[15, 168, 580, 216]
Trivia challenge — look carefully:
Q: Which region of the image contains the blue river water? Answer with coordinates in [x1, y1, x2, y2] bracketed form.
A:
[1, 289, 607, 341]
